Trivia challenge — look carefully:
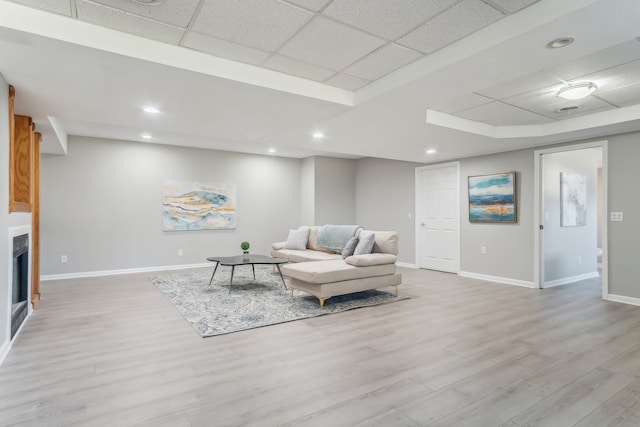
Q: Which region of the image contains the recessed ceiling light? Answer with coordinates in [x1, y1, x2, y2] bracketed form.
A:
[312, 132, 325, 139]
[143, 106, 160, 114]
[426, 149, 437, 155]
[141, 133, 152, 139]
[557, 82, 597, 100]
[268, 148, 276, 153]
[547, 37, 575, 49]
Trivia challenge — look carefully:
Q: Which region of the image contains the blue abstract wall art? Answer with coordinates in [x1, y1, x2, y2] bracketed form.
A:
[163, 180, 236, 231]
[468, 172, 517, 223]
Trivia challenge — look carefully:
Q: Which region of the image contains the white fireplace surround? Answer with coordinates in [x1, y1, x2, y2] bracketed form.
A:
[1, 225, 32, 364]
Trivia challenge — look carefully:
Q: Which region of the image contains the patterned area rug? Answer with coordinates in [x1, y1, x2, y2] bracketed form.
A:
[150, 267, 408, 337]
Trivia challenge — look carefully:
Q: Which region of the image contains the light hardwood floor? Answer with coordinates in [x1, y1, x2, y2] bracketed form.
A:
[1, 267, 640, 426]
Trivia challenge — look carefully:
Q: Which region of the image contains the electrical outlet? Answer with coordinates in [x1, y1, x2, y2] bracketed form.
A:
[611, 212, 624, 222]
[481, 246, 487, 255]
[61, 255, 67, 263]
[178, 249, 183, 256]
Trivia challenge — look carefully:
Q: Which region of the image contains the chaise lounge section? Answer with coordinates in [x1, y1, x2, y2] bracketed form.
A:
[276, 227, 402, 308]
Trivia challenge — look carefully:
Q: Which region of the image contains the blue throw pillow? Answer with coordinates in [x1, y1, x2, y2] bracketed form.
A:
[341, 236, 359, 259]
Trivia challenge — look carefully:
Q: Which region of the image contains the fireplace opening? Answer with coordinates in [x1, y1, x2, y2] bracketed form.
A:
[11, 233, 29, 339]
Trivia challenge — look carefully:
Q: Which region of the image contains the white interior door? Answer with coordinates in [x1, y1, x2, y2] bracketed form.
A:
[416, 163, 459, 273]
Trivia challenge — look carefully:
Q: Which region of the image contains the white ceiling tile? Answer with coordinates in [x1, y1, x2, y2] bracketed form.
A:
[279, 16, 386, 71]
[502, 84, 615, 119]
[76, 1, 184, 44]
[264, 55, 335, 81]
[283, 0, 332, 12]
[191, 0, 313, 53]
[477, 71, 563, 100]
[6, 0, 72, 16]
[83, 0, 199, 28]
[483, 0, 540, 14]
[596, 82, 640, 108]
[323, 0, 460, 40]
[343, 44, 421, 81]
[430, 93, 494, 114]
[549, 39, 640, 82]
[397, 0, 504, 54]
[181, 31, 270, 66]
[454, 101, 548, 126]
[576, 60, 640, 93]
[325, 73, 370, 90]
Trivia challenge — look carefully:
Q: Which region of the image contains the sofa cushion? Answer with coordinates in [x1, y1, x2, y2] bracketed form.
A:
[345, 253, 397, 267]
[282, 259, 396, 284]
[353, 231, 375, 255]
[288, 251, 342, 263]
[341, 236, 359, 259]
[284, 228, 309, 250]
[356, 230, 398, 255]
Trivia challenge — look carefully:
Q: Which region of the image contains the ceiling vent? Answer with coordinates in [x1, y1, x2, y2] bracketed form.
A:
[130, 0, 164, 4]
[556, 106, 580, 113]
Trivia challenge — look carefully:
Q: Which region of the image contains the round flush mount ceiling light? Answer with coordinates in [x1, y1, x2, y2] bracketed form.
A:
[312, 132, 325, 139]
[426, 149, 437, 155]
[557, 82, 597, 100]
[268, 148, 276, 154]
[547, 37, 575, 49]
[141, 133, 152, 139]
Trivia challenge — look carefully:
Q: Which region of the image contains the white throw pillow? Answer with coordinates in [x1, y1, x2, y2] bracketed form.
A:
[284, 228, 310, 250]
[353, 231, 375, 255]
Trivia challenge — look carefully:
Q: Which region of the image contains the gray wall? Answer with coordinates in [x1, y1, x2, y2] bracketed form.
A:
[355, 157, 422, 264]
[41, 137, 301, 275]
[607, 133, 640, 298]
[313, 156, 356, 225]
[460, 149, 534, 282]
[1, 75, 32, 354]
[542, 148, 599, 283]
[300, 157, 314, 225]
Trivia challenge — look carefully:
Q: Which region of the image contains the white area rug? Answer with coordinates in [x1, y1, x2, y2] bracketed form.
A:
[150, 268, 408, 337]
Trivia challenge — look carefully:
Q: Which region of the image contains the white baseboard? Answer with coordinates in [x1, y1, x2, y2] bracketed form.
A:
[40, 262, 212, 281]
[543, 271, 600, 288]
[396, 262, 418, 269]
[606, 294, 640, 307]
[458, 271, 535, 288]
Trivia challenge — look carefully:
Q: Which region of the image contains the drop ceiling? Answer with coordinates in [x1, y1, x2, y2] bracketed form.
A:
[0, 0, 639, 162]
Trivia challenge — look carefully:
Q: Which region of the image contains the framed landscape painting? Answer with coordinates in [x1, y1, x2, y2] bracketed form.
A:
[468, 172, 517, 223]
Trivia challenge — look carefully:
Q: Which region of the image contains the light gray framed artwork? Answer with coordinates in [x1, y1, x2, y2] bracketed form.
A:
[560, 172, 586, 227]
[162, 180, 236, 231]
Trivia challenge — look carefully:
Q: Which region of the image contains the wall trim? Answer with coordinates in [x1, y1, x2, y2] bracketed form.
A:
[459, 271, 535, 288]
[396, 262, 418, 269]
[0, 339, 10, 366]
[543, 271, 600, 288]
[41, 262, 212, 281]
[606, 294, 640, 307]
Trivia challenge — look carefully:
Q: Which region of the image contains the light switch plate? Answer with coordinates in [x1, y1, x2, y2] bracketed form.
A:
[611, 212, 624, 222]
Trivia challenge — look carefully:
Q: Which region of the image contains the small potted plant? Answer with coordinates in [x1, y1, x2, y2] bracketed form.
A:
[240, 241, 250, 260]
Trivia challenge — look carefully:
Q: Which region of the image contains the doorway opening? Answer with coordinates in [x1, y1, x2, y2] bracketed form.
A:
[534, 141, 607, 297]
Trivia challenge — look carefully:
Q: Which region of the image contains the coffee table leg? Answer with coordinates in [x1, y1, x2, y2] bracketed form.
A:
[229, 265, 236, 294]
[208, 262, 219, 285]
[251, 264, 256, 280]
[275, 264, 287, 290]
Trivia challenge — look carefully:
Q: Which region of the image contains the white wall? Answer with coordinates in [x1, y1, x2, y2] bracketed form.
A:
[41, 137, 301, 275]
[542, 148, 599, 283]
[300, 157, 314, 225]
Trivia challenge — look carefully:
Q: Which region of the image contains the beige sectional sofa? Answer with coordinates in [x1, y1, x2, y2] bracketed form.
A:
[272, 226, 402, 308]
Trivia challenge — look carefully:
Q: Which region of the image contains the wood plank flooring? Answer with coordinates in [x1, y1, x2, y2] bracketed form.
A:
[1, 267, 640, 426]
